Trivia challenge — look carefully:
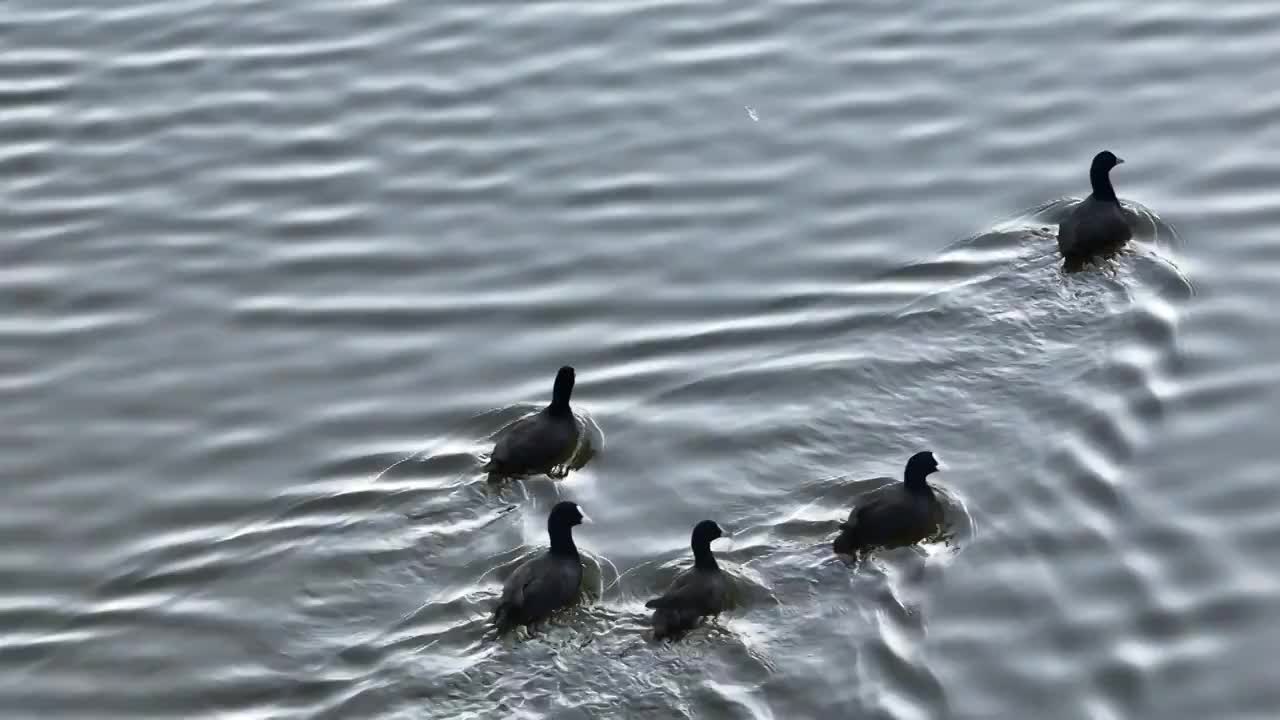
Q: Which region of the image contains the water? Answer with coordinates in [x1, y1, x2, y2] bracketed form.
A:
[3, 1, 1279, 718]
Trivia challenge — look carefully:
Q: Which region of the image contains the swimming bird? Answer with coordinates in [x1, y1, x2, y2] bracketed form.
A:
[485, 366, 581, 478]
[1057, 150, 1133, 265]
[646, 520, 729, 640]
[833, 451, 945, 555]
[492, 501, 587, 633]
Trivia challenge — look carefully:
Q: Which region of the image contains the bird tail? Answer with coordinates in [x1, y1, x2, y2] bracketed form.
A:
[644, 596, 671, 610]
[833, 527, 860, 556]
[650, 608, 677, 640]
[483, 455, 518, 478]
[648, 605, 698, 641]
[491, 602, 516, 634]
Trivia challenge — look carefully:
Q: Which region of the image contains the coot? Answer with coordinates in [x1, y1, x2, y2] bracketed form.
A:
[492, 500, 587, 632]
[833, 451, 945, 555]
[1057, 150, 1132, 265]
[646, 520, 729, 640]
[486, 366, 581, 478]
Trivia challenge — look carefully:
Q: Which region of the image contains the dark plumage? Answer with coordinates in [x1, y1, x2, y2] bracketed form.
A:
[486, 366, 581, 477]
[1057, 150, 1133, 264]
[646, 520, 729, 640]
[833, 451, 946, 555]
[492, 501, 587, 633]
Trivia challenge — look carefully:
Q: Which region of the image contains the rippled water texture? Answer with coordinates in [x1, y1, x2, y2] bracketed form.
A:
[4, 1, 1280, 718]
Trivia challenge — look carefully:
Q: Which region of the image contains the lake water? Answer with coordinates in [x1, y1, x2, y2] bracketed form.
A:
[3, 1, 1280, 718]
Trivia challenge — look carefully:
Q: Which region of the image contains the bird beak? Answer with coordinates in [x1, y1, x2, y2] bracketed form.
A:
[579, 512, 593, 525]
[1115, 157, 1125, 165]
[935, 461, 947, 472]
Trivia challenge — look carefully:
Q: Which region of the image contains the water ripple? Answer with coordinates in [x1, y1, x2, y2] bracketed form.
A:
[5, 0, 1279, 717]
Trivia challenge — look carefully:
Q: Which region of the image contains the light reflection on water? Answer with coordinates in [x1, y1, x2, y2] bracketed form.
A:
[3, 1, 1280, 718]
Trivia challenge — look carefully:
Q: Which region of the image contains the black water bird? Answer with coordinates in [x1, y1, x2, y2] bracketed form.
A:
[485, 366, 581, 477]
[646, 520, 730, 640]
[1057, 150, 1133, 265]
[833, 451, 946, 555]
[492, 501, 588, 632]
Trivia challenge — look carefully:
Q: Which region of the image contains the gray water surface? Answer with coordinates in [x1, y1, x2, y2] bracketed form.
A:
[3, 1, 1280, 718]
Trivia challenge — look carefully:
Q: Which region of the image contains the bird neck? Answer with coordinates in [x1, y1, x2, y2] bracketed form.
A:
[692, 542, 719, 570]
[1090, 164, 1119, 203]
[904, 471, 934, 496]
[549, 373, 574, 415]
[545, 398, 572, 417]
[548, 524, 578, 557]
